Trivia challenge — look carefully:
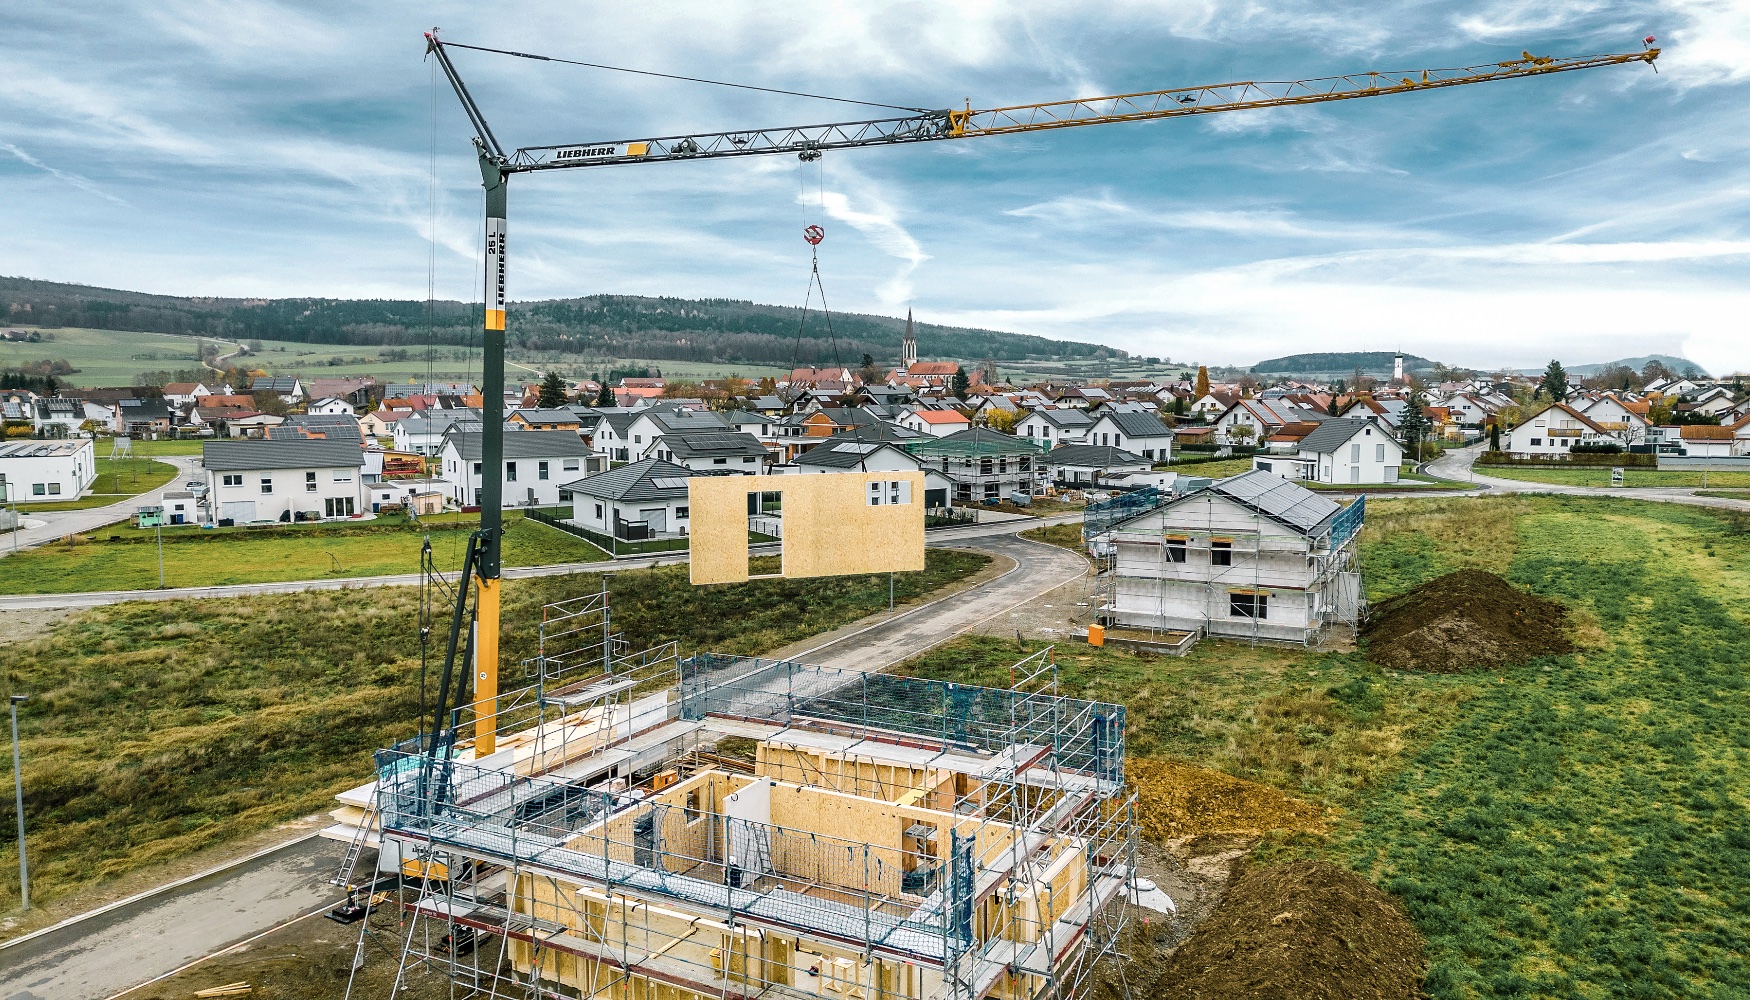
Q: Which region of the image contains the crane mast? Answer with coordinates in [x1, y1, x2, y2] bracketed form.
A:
[420, 32, 1655, 757]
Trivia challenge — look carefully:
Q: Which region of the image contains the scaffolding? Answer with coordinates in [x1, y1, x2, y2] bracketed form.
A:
[1096, 488, 1364, 647]
[340, 599, 1136, 1000]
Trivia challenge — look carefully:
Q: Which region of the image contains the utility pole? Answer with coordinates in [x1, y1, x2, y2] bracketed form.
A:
[10, 694, 27, 912]
[156, 521, 165, 589]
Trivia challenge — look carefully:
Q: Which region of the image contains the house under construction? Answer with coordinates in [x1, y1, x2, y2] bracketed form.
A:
[1083, 470, 1365, 646]
[327, 591, 1136, 1000]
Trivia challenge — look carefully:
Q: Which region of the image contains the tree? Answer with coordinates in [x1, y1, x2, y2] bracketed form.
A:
[594, 382, 615, 407]
[536, 369, 568, 408]
[1173, 393, 1187, 417]
[1195, 366, 1210, 399]
[757, 377, 778, 396]
[1542, 360, 1569, 402]
[951, 365, 970, 400]
[1237, 374, 1260, 397]
[1327, 395, 1340, 417]
[986, 407, 1021, 433]
[858, 353, 885, 387]
[1489, 419, 1502, 451]
[1640, 360, 1674, 385]
[1398, 390, 1431, 463]
[661, 380, 702, 399]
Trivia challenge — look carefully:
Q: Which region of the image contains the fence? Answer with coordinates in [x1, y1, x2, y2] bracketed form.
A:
[524, 506, 691, 557]
[925, 506, 978, 529]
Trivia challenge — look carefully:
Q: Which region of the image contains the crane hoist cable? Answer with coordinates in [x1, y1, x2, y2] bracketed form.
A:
[791, 150, 841, 372]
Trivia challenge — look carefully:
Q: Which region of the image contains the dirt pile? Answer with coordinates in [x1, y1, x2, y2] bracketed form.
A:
[1130, 759, 1324, 842]
[1143, 860, 1427, 1000]
[1362, 568, 1573, 673]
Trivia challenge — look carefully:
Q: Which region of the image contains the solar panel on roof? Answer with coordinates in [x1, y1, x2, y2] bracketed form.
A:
[834, 442, 880, 454]
[650, 477, 691, 489]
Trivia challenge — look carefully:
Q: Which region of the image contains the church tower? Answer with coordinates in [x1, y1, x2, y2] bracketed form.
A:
[901, 308, 918, 372]
[1393, 352, 1405, 385]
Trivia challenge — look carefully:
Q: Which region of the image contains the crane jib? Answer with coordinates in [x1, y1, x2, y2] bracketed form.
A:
[552, 142, 651, 162]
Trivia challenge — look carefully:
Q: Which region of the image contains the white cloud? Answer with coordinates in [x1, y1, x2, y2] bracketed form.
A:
[810, 168, 931, 307]
[0, 142, 128, 204]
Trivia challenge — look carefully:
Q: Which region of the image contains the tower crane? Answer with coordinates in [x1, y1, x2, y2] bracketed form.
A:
[419, 32, 1657, 758]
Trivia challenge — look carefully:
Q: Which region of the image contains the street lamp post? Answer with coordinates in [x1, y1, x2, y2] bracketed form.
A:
[156, 521, 165, 589]
[9, 694, 27, 912]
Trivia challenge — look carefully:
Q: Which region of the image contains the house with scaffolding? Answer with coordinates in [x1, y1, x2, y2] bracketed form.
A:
[325, 591, 1136, 1000]
[1093, 470, 1364, 645]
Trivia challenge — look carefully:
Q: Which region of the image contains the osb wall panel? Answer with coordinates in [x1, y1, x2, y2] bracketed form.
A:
[689, 472, 925, 585]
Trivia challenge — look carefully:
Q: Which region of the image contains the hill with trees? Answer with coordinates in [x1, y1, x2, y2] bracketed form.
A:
[1250, 351, 1436, 376]
[0, 276, 1118, 367]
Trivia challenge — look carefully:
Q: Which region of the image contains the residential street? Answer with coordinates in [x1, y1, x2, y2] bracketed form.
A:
[0, 455, 204, 557]
[1427, 443, 1750, 513]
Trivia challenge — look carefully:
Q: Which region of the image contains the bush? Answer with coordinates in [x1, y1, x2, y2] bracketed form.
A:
[1477, 450, 1655, 468]
[1569, 442, 1623, 455]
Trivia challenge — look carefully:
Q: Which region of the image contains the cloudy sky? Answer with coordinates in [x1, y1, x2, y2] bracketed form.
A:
[2, 2, 1746, 372]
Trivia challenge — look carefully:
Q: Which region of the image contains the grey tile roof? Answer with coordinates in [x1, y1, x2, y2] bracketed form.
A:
[250, 376, 301, 393]
[659, 431, 767, 460]
[561, 458, 695, 501]
[1030, 408, 1094, 428]
[445, 430, 591, 461]
[202, 439, 364, 472]
[1295, 418, 1373, 456]
[509, 408, 584, 422]
[795, 440, 913, 469]
[1046, 444, 1151, 468]
[1097, 411, 1175, 438]
[650, 409, 731, 433]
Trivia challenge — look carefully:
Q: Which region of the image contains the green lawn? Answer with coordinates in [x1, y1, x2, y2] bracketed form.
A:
[119, 438, 206, 456]
[0, 548, 989, 908]
[906, 495, 1750, 998]
[1481, 466, 1750, 488]
[15, 457, 179, 512]
[0, 513, 609, 593]
[1165, 457, 1255, 478]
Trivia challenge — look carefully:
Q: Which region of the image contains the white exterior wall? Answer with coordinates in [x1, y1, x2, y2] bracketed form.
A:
[1503, 413, 1594, 457]
[1302, 426, 1403, 484]
[1108, 495, 1329, 641]
[438, 442, 592, 507]
[0, 441, 96, 501]
[1016, 412, 1086, 446]
[570, 493, 691, 535]
[1086, 416, 1174, 461]
[206, 463, 366, 524]
[308, 398, 355, 415]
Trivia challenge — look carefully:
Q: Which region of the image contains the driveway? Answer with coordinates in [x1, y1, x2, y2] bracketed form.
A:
[0, 455, 204, 557]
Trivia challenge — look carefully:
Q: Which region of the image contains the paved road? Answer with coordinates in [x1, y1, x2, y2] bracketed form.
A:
[0, 455, 203, 557]
[791, 528, 1090, 673]
[0, 514, 1078, 611]
[0, 836, 344, 1000]
[1427, 444, 1750, 512]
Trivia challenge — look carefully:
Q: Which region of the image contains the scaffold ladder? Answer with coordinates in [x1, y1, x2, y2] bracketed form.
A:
[332, 790, 380, 887]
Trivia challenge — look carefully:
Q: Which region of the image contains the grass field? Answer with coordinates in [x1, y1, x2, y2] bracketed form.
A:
[14, 457, 179, 512]
[2, 325, 789, 388]
[909, 494, 1750, 998]
[1481, 466, 1750, 488]
[1165, 457, 1255, 478]
[120, 438, 206, 456]
[0, 512, 610, 593]
[0, 548, 989, 908]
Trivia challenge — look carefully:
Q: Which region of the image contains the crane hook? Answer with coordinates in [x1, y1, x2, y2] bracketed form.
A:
[803, 225, 825, 246]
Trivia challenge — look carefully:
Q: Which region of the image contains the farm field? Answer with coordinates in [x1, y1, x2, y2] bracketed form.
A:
[14, 457, 179, 512]
[910, 494, 1750, 998]
[0, 549, 989, 912]
[2, 325, 789, 387]
[0, 511, 609, 593]
[1481, 465, 1750, 488]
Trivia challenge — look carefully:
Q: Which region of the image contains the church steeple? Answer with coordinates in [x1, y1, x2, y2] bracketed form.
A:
[901, 308, 918, 371]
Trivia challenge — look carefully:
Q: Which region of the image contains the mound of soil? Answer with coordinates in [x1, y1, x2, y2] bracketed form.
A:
[1362, 568, 1573, 673]
[1130, 759, 1324, 842]
[1144, 860, 1426, 1000]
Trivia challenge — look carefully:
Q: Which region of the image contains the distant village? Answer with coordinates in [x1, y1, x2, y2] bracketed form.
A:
[2, 312, 1747, 537]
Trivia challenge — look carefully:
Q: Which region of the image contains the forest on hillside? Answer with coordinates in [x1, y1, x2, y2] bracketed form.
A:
[0, 277, 1117, 366]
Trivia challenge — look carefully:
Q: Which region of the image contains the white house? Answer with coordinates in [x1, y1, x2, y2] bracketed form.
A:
[1438, 393, 1496, 427]
[785, 438, 954, 509]
[1103, 470, 1363, 644]
[307, 396, 356, 416]
[1015, 407, 1093, 447]
[1252, 417, 1404, 484]
[1085, 410, 1175, 462]
[1691, 387, 1739, 419]
[1502, 403, 1609, 458]
[564, 457, 696, 540]
[650, 430, 769, 474]
[32, 397, 89, 437]
[437, 429, 599, 508]
[0, 439, 97, 502]
[1578, 395, 1652, 448]
[621, 406, 733, 462]
[250, 376, 305, 404]
[1046, 444, 1152, 486]
[160, 382, 212, 408]
[1213, 399, 1322, 448]
[394, 410, 480, 456]
[896, 407, 972, 438]
[202, 439, 367, 524]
